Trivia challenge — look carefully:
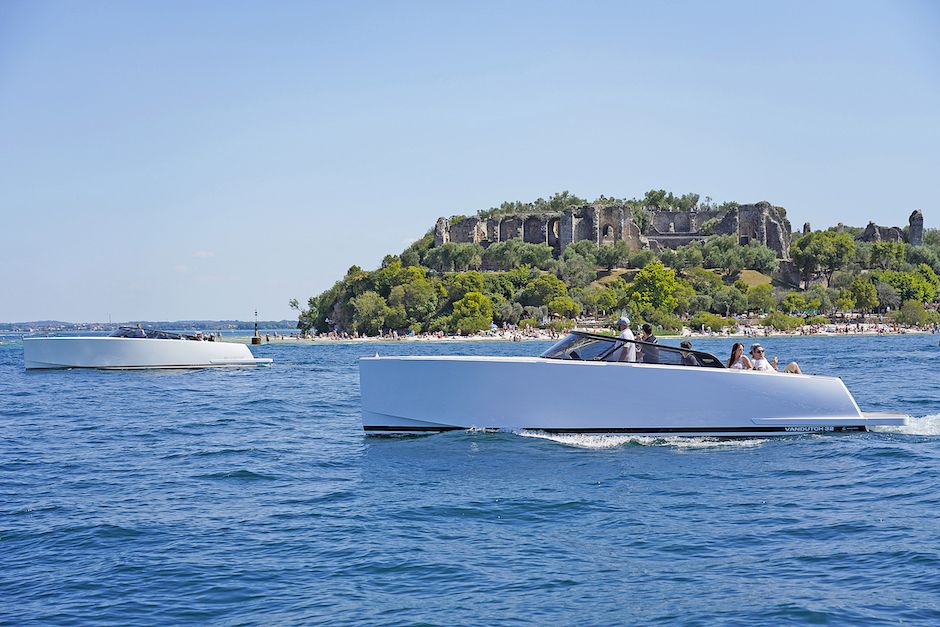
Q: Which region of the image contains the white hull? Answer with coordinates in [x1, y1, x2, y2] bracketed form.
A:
[24, 336, 271, 369]
[360, 356, 908, 436]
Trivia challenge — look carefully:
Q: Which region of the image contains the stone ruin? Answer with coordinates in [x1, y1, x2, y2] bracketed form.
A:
[435, 201, 793, 260]
[855, 211, 924, 245]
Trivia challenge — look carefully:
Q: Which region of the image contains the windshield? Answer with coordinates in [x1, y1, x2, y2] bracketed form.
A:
[108, 327, 189, 340]
[540, 331, 725, 368]
[539, 333, 620, 361]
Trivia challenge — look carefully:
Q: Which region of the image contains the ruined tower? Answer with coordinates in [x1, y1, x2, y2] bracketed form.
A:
[909, 210, 924, 247]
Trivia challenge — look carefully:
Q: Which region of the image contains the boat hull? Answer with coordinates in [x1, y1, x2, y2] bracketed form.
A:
[360, 356, 908, 436]
[24, 337, 271, 369]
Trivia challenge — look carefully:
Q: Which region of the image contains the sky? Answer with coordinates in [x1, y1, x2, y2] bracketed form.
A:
[1, 0, 938, 323]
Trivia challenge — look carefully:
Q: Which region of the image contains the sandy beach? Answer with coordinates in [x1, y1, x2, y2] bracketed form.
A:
[249, 321, 938, 345]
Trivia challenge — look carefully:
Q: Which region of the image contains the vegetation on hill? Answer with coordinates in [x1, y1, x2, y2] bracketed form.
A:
[292, 193, 940, 336]
[471, 189, 739, 221]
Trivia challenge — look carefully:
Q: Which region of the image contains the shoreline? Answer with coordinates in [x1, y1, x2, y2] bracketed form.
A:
[245, 325, 937, 345]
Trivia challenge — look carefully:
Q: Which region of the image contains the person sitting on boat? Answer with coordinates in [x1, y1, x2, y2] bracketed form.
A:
[607, 316, 636, 362]
[637, 323, 659, 364]
[679, 340, 700, 366]
[749, 343, 802, 374]
[134, 324, 145, 338]
[726, 342, 752, 369]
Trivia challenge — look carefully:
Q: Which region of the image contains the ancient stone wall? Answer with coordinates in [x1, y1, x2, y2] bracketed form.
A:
[435, 201, 793, 260]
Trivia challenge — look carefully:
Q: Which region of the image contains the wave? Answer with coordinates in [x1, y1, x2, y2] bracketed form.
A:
[870, 414, 940, 436]
[513, 429, 768, 450]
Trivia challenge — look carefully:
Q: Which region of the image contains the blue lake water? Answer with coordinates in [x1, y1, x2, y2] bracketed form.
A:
[2, 334, 940, 626]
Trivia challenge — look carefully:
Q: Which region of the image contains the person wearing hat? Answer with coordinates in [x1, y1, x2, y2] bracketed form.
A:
[749, 343, 802, 374]
[608, 315, 636, 362]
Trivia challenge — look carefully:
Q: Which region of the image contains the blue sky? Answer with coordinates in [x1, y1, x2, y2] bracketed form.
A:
[2, 0, 938, 323]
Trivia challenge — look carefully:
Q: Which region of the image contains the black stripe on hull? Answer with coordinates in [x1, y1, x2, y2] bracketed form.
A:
[363, 425, 869, 435]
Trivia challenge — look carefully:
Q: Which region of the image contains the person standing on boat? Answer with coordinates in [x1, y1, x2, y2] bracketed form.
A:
[637, 323, 660, 364]
[749, 343, 802, 374]
[726, 342, 752, 369]
[134, 324, 145, 338]
[609, 316, 636, 362]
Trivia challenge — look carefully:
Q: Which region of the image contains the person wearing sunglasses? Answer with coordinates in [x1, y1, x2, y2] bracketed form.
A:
[749, 344, 802, 374]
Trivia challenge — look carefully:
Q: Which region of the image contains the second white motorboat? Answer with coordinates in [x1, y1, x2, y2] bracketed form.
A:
[24, 326, 272, 370]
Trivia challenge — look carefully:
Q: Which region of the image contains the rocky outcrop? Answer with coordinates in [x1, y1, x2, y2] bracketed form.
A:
[856, 221, 904, 244]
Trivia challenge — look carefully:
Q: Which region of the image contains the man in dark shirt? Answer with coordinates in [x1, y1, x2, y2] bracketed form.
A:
[679, 340, 701, 366]
[637, 323, 659, 363]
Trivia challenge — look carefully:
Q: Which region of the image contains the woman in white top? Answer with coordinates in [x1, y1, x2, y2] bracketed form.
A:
[726, 342, 752, 369]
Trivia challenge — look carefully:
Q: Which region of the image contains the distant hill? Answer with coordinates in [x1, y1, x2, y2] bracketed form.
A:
[0, 320, 297, 332]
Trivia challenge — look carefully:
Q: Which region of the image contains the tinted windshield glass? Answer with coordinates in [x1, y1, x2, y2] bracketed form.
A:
[540, 332, 726, 367]
[539, 334, 620, 361]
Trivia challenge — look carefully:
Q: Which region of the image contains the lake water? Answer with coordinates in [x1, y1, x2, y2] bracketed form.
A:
[2, 334, 940, 626]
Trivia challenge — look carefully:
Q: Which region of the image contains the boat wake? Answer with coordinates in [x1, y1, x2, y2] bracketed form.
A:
[869, 414, 940, 437]
[514, 430, 768, 450]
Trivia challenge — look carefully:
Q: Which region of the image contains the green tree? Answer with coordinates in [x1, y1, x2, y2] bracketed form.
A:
[425, 243, 459, 272]
[849, 276, 878, 316]
[628, 249, 655, 270]
[781, 292, 807, 314]
[821, 232, 856, 286]
[596, 240, 630, 271]
[496, 301, 524, 325]
[521, 274, 568, 308]
[443, 271, 486, 303]
[806, 283, 833, 314]
[713, 286, 748, 315]
[834, 288, 855, 317]
[351, 291, 389, 336]
[719, 248, 745, 278]
[790, 232, 825, 288]
[626, 262, 679, 314]
[548, 297, 581, 319]
[595, 288, 618, 315]
[453, 242, 484, 271]
[451, 291, 493, 334]
[519, 243, 554, 269]
[870, 241, 905, 270]
[747, 284, 774, 313]
[747, 243, 780, 275]
[897, 300, 927, 326]
[400, 231, 434, 267]
[686, 267, 723, 293]
[872, 265, 940, 303]
[557, 253, 597, 288]
[483, 240, 523, 270]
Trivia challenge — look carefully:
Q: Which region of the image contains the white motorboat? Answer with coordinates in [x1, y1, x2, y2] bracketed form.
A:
[360, 331, 908, 437]
[24, 326, 272, 370]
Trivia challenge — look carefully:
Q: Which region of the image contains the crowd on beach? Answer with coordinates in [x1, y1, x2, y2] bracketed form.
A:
[256, 317, 940, 344]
